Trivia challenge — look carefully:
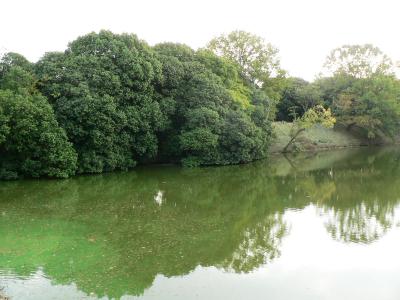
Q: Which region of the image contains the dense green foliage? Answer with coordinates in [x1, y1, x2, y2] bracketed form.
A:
[0, 57, 77, 179]
[0, 30, 276, 178]
[207, 31, 284, 86]
[154, 43, 272, 166]
[207, 30, 287, 107]
[282, 105, 336, 152]
[315, 44, 400, 138]
[323, 44, 394, 78]
[35, 31, 166, 174]
[276, 78, 323, 121]
[1, 31, 400, 179]
[316, 76, 400, 138]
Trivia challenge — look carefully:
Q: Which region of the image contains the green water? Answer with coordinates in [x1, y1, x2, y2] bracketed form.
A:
[1, 147, 400, 300]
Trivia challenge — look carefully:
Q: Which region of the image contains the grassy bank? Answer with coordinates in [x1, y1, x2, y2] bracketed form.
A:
[269, 122, 391, 153]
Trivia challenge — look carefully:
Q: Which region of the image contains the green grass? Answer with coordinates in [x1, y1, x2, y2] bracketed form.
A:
[270, 122, 369, 153]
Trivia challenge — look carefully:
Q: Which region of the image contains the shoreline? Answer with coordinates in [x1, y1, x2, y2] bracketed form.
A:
[269, 122, 395, 154]
[0, 123, 397, 181]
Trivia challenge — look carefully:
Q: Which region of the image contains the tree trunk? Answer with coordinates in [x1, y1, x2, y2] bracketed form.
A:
[283, 128, 305, 153]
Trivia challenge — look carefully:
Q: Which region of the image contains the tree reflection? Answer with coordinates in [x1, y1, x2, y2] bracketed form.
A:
[324, 203, 393, 244]
[1, 147, 400, 298]
[0, 164, 288, 298]
[221, 213, 287, 273]
[315, 148, 400, 244]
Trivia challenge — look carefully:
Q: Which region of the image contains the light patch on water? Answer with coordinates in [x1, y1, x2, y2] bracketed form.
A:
[154, 190, 165, 206]
[0, 268, 108, 300]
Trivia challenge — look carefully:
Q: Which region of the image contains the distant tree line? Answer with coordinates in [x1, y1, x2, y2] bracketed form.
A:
[0, 30, 399, 179]
[277, 44, 400, 140]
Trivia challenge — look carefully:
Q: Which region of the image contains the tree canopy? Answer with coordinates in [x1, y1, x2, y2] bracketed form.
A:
[276, 78, 323, 121]
[323, 44, 394, 78]
[0, 30, 279, 179]
[154, 42, 272, 166]
[1, 31, 400, 179]
[0, 61, 77, 179]
[35, 31, 166, 173]
[311, 44, 400, 139]
[207, 31, 285, 86]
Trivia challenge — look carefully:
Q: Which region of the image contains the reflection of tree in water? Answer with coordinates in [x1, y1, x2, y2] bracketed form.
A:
[315, 149, 400, 244]
[270, 147, 400, 245]
[1, 147, 400, 298]
[324, 202, 393, 244]
[0, 164, 289, 299]
[222, 213, 288, 273]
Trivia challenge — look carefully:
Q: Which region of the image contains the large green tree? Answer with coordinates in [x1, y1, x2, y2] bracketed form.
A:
[331, 75, 400, 138]
[0, 52, 33, 78]
[0, 60, 77, 179]
[207, 31, 284, 86]
[207, 31, 286, 117]
[35, 31, 167, 173]
[323, 44, 394, 78]
[317, 45, 400, 139]
[154, 43, 272, 166]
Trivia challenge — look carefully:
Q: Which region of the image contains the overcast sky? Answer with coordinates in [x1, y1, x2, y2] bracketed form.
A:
[1, 0, 399, 80]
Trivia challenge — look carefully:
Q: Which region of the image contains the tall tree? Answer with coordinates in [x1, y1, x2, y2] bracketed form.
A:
[323, 44, 394, 78]
[154, 43, 273, 166]
[0, 52, 33, 79]
[333, 75, 400, 138]
[317, 45, 400, 139]
[0, 56, 77, 179]
[35, 31, 167, 173]
[207, 31, 284, 87]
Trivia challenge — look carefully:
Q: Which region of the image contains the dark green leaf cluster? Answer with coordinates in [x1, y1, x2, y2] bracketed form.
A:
[0, 31, 274, 179]
[276, 78, 323, 121]
[154, 43, 272, 166]
[35, 31, 166, 173]
[313, 44, 400, 139]
[0, 63, 77, 179]
[316, 74, 400, 138]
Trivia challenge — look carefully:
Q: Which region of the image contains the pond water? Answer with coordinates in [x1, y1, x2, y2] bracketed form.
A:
[1, 147, 400, 300]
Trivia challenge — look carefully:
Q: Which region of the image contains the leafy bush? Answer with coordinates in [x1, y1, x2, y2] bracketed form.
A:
[0, 90, 77, 179]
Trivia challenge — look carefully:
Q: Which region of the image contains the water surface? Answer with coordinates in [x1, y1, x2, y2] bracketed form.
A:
[1, 147, 400, 299]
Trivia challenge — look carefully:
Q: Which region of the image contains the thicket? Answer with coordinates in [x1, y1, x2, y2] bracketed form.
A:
[1, 32, 399, 179]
